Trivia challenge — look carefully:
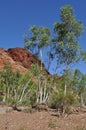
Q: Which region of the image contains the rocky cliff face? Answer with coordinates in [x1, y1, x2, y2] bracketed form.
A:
[0, 47, 43, 74]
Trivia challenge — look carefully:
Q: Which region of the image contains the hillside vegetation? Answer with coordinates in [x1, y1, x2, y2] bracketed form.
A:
[0, 5, 86, 115]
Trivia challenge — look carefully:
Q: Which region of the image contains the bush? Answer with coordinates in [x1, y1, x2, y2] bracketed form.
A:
[48, 92, 58, 109]
[0, 95, 3, 101]
[48, 92, 76, 113]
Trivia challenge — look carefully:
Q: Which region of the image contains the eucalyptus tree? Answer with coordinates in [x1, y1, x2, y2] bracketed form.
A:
[74, 69, 86, 106]
[53, 5, 84, 95]
[0, 62, 24, 104]
[0, 62, 15, 102]
[0, 62, 37, 108]
[24, 26, 51, 63]
[13, 71, 36, 108]
[24, 26, 51, 104]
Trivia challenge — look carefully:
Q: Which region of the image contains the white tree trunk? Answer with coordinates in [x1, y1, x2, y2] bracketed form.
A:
[64, 82, 67, 96]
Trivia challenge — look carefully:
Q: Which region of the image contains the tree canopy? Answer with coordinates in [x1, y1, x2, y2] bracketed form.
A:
[53, 5, 84, 68]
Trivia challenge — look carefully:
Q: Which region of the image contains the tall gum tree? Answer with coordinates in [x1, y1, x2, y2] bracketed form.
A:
[24, 26, 51, 104]
[53, 5, 84, 95]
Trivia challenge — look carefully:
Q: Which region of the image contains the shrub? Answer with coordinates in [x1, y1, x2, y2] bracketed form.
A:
[48, 92, 76, 114]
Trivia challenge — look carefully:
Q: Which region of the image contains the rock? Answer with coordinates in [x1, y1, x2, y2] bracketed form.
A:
[0, 47, 46, 74]
[7, 47, 42, 70]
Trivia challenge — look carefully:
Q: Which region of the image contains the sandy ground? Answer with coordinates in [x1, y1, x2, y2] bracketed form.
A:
[0, 108, 86, 130]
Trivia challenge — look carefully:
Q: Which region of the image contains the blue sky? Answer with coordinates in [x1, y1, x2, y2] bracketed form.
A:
[0, 0, 86, 74]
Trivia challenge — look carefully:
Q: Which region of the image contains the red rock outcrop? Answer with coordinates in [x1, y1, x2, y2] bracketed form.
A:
[7, 47, 42, 69]
[0, 47, 44, 74]
[0, 48, 27, 73]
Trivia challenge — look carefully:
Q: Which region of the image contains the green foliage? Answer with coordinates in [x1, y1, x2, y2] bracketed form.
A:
[29, 91, 37, 107]
[24, 25, 51, 58]
[0, 62, 38, 107]
[0, 95, 3, 101]
[73, 69, 86, 106]
[48, 92, 58, 109]
[0, 5, 85, 112]
[80, 50, 86, 61]
[31, 64, 39, 76]
[53, 5, 84, 66]
[50, 5, 85, 103]
[24, 26, 52, 105]
[48, 92, 75, 110]
[0, 62, 21, 102]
